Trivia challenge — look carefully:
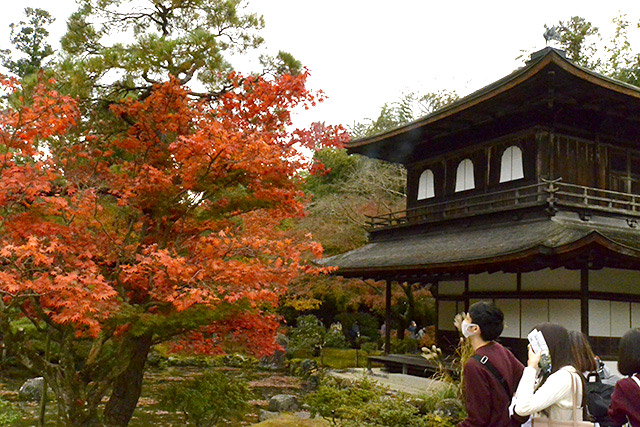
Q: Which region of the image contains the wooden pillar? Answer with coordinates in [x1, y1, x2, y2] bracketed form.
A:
[385, 280, 392, 355]
[432, 280, 440, 347]
[464, 274, 470, 312]
[581, 267, 589, 336]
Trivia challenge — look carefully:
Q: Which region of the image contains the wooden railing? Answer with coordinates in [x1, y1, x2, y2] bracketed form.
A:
[551, 181, 640, 215]
[365, 179, 640, 231]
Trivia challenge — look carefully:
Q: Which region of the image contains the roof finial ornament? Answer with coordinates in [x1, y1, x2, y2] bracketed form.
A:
[543, 24, 561, 46]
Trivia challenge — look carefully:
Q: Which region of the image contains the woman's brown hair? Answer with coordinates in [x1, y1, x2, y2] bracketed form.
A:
[618, 328, 640, 376]
[568, 330, 597, 373]
[534, 323, 577, 374]
[534, 323, 585, 406]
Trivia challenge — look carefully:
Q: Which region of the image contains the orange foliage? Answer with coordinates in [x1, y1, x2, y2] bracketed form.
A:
[0, 72, 347, 354]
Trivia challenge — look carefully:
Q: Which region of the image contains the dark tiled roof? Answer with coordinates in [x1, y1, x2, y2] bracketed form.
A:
[321, 215, 640, 276]
[347, 47, 640, 164]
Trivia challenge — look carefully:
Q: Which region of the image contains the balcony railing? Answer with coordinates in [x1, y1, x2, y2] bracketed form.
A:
[365, 179, 640, 231]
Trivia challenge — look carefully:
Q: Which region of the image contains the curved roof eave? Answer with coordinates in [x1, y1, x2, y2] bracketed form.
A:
[320, 223, 640, 278]
[348, 48, 640, 152]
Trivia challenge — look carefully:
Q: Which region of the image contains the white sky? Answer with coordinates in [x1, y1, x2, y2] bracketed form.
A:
[2, 1, 640, 130]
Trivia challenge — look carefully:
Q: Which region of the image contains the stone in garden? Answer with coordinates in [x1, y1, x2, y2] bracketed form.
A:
[267, 394, 299, 412]
[294, 411, 311, 419]
[18, 377, 45, 401]
[434, 398, 465, 419]
[258, 409, 279, 421]
[260, 333, 288, 370]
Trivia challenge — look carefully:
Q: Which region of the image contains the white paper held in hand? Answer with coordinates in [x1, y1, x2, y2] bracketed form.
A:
[527, 329, 552, 375]
[527, 329, 549, 354]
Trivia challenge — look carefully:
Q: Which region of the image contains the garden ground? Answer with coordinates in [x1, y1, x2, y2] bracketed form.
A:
[0, 365, 309, 426]
[0, 349, 450, 426]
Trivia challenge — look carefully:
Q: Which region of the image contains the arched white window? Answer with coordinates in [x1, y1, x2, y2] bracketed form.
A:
[417, 169, 435, 200]
[455, 159, 475, 192]
[499, 146, 524, 183]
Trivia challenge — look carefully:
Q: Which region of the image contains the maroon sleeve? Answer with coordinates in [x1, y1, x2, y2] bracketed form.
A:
[607, 381, 631, 426]
[458, 360, 493, 427]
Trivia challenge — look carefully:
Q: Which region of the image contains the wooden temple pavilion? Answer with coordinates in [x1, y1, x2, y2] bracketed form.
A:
[322, 47, 640, 362]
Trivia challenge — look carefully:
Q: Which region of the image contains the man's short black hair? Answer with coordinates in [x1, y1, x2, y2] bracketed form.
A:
[618, 328, 640, 376]
[468, 301, 504, 341]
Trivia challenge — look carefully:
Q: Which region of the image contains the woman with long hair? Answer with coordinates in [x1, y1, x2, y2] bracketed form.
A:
[608, 328, 640, 426]
[568, 330, 617, 426]
[514, 323, 586, 422]
[568, 330, 598, 374]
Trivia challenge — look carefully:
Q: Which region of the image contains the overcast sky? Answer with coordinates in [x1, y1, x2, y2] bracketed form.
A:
[2, 1, 640, 130]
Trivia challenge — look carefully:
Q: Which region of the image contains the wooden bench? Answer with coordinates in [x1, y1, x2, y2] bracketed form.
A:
[368, 354, 457, 378]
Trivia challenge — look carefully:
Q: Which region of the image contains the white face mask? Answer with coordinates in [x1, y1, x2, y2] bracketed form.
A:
[461, 319, 479, 338]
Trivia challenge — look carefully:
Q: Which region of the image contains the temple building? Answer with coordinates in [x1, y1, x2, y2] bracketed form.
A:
[323, 47, 640, 360]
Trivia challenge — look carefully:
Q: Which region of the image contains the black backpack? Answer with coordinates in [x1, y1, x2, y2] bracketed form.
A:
[584, 372, 616, 426]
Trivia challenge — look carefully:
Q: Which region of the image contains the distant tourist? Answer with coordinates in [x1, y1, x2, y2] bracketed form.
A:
[458, 301, 525, 427]
[350, 321, 360, 347]
[607, 328, 640, 426]
[514, 323, 586, 423]
[407, 320, 417, 339]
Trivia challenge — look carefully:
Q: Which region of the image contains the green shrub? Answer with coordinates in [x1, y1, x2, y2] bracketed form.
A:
[324, 328, 348, 349]
[360, 341, 379, 354]
[415, 382, 458, 413]
[288, 358, 319, 379]
[343, 395, 426, 427]
[0, 397, 20, 426]
[160, 371, 252, 426]
[288, 315, 326, 356]
[219, 353, 259, 369]
[423, 414, 457, 427]
[305, 375, 462, 427]
[314, 348, 368, 369]
[306, 376, 381, 422]
[146, 351, 168, 368]
[390, 336, 419, 354]
[164, 353, 258, 370]
[306, 376, 438, 427]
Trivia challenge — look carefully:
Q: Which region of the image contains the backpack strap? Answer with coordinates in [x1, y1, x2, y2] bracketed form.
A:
[471, 354, 512, 399]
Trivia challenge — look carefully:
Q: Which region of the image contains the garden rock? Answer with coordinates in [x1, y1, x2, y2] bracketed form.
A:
[434, 398, 465, 419]
[18, 377, 46, 401]
[268, 394, 299, 412]
[258, 409, 279, 421]
[260, 334, 288, 370]
[295, 411, 311, 419]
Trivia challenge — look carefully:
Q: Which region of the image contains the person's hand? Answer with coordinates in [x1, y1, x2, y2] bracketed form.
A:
[527, 344, 541, 369]
[453, 312, 466, 332]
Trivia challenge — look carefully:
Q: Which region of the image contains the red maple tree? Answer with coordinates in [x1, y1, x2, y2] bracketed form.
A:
[0, 71, 345, 425]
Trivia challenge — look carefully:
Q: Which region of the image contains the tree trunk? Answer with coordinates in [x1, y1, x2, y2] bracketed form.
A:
[103, 334, 153, 426]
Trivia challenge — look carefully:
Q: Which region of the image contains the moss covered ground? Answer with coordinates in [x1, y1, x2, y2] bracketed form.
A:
[0, 365, 309, 426]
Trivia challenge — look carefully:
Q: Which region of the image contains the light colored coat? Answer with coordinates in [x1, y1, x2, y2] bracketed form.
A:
[514, 365, 584, 421]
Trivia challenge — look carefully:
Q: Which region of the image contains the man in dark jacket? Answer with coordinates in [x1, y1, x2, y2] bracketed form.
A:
[458, 301, 525, 427]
